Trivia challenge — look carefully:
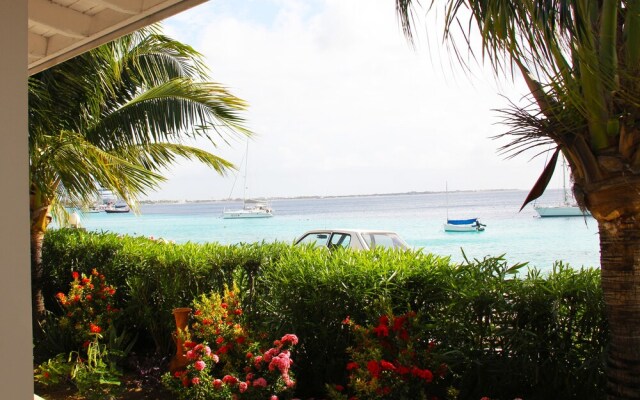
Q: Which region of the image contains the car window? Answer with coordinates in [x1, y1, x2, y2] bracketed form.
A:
[329, 233, 351, 249]
[297, 233, 329, 247]
[362, 233, 407, 249]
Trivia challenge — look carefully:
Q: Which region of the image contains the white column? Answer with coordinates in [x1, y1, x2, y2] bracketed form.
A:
[0, 1, 34, 398]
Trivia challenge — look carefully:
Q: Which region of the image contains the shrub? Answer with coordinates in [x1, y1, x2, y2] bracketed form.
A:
[162, 287, 298, 399]
[35, 269, 128, 399]
[327, 311, 452, 400]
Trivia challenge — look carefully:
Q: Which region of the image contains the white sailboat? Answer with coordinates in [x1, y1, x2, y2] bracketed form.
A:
[534, 156, 590, 217]
[443, 183, 486, 232]
[223, 142, 273, 219]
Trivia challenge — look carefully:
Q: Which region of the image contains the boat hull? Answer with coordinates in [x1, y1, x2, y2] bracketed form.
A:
[444, 223, 485, 232]
[105, 208, 130, 213]
[534, 206, 590, 218]
[223, 210, 273, 219]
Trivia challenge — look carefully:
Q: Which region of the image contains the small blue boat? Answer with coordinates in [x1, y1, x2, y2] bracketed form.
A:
[444, 218, 485, 232]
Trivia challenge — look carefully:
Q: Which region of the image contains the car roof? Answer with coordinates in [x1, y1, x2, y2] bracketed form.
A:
[298, 229, 401, 236]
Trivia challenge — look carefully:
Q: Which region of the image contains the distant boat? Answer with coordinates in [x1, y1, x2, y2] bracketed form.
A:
[223, 199, 273, 219]
[223, 141, 274, 219]
[444, 218, 486, 232]
[443, 183, 485, 232]
[105, 206, 130, 213]
[534, 156, 591, 218]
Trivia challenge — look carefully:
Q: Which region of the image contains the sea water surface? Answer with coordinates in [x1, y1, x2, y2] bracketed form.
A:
[74, 189, 600, 272]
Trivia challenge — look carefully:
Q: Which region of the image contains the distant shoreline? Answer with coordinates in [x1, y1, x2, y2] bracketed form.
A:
[139, 188, 522, 205]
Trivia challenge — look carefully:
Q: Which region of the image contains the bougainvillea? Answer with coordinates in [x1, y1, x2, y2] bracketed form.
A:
[162, 286, 299, 400]
[327, 311, 451, 400]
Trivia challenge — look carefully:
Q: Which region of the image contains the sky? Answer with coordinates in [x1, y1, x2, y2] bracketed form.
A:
[148, 0, 556, 201]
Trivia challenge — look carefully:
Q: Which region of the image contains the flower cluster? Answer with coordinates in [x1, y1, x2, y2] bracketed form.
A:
[36, 269, 124, 398]
[162, 287, 299, 400]
[55, 269, 119, 348]
[327, 312, 450, 400]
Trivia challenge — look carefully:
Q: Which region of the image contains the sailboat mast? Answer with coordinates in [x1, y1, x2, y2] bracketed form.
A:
[243, 140, 248, 206]
[562, 156, 569, 205]
[445, 182, 449, 220]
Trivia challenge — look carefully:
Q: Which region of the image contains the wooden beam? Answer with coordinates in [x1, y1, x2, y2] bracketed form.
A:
[28, 31, 47, 58]
[83, 0, 145, 15]
[28, 0, 208, 75]
[28, 0, 92, 39]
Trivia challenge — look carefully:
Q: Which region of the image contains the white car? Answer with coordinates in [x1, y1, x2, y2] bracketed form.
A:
[294, 229, 409, 251]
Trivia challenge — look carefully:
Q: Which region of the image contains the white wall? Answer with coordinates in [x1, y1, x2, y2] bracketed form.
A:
[0, 1, 34, 398]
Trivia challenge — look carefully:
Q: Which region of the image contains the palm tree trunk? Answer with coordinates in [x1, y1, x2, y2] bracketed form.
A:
[598, 214, 640, 398]
[29, 193, 50, 332]
[31, 225, 46, 318]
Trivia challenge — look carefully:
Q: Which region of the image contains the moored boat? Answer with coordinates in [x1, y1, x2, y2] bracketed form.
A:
[534, 156, 591, 218]
[223, 200, 273, 219]
[444, 218, 485, 232]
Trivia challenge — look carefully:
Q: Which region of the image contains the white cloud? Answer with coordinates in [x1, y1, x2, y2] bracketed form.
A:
[152, 0, 553, 201]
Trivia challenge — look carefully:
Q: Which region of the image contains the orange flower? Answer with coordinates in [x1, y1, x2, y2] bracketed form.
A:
[89, 323, 102, 333]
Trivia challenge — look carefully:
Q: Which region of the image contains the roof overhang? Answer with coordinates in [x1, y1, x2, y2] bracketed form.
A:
[28, 0, 207, 75]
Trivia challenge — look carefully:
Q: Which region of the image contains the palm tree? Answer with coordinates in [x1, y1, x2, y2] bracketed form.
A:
[396, 1, 640, 398]
[29, 27, 250, 323]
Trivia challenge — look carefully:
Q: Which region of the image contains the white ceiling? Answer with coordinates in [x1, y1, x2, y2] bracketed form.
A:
[28, 0, 207, 75]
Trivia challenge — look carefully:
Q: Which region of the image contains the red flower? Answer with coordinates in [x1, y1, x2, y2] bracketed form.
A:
[184, 341, 196, 349]
[89, 323, 102, 333]
[342, 316, 351, 324]
[222, 374, 238, 385]
[380, 360, 395, 371]
[72, 271, 79, 280]
[81, 278, 91, 284]
[85, 294, 92, 301]
[221, 303, 228, 309]
[335, 384, 345, 391]
[366, 360, 381, 378]
[393, 316, 406, 331]
[346, 362, 359, 371]
[372, 324, 389, 337]
[396, 365, 410, 375]
[234, 309, 243, 315]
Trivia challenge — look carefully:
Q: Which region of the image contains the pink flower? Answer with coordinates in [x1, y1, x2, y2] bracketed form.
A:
[270, 396, 278, 400]
[194, 360, 206, 371]
[203, 346, 212, 356]
[239, 382, 248, 393]
[186, 350, 196, 360]
[213, 379, 223, 389]
[280, 334, 299, 346]
[252, 377, 267, 388]
[210, 354, 219, 363]
[222, 375, 238, 385]
[191, 377, 200, 385]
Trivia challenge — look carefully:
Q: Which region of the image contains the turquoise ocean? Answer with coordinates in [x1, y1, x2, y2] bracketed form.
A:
[73, 189, 600, 273]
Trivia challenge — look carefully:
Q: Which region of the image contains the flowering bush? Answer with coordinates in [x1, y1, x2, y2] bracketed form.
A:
[54, 268, 119, 348]
[162, 287, 299, 400]
[35, 269, 124, 399]
[327, 312, 452, 400]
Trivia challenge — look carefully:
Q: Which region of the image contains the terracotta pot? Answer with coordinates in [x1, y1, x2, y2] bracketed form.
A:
[169, 307, 192, 373]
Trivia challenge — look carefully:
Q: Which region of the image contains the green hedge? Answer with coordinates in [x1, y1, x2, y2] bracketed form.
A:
[41, 229, 606, 399]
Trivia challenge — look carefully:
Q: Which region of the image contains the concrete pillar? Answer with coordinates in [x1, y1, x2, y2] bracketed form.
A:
[0, 1, 34, 398]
